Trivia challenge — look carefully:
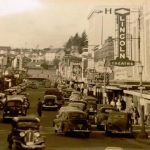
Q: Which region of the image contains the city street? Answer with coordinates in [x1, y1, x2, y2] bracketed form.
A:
[0, 87, 150, 150]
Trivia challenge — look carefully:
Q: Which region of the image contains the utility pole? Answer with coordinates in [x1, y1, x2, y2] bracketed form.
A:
[103, 58, 107, 104]
[138, 8, 141, 63]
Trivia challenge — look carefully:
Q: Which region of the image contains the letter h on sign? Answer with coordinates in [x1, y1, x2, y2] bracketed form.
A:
[105, 8, 112, 14]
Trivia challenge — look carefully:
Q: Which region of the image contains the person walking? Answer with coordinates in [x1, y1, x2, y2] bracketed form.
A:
[37, 98, 42, 117]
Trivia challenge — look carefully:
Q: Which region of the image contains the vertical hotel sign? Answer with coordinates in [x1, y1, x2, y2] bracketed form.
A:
[110, 8, 134, 66]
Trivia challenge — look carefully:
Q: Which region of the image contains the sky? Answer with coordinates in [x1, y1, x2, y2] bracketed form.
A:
[0, 0, 147, 49]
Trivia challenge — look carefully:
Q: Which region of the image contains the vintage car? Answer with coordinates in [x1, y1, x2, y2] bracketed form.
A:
[62, 88, 73, 103]
[7, 116, 45, 150]
[53, 108, 91, 137]
[45, 88, 63, 107]
[105, 111, 133, 135]
[3, 96, 28, 122]
[4, 88, 16, 95]
[42, 95, 58, 110]
[0, 92, 7, 110]
[95, 105, 118, 130]
[69, 91, 82, 101]
[84, 96, 98, 124]
[18, 94, 30, 109]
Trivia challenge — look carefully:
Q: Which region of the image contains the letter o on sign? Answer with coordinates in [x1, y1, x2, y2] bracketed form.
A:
[120, 41, 125, 46]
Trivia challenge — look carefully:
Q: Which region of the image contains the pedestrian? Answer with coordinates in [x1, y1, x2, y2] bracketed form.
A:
[110, 99, 116, 107]
[133, 107, 140, 125]
[37, 98, 42, 117]
[116, 98, 121, 111]
[121, 98, 126, 111]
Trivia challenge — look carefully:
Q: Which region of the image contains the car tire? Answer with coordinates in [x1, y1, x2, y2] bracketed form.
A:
[54, 123, 58, 133]
[104, 124, 111, 135]
[84, 132, 90, 138]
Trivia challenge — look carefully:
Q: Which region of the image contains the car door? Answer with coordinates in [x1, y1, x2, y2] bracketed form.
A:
[54, 112, 64, 132]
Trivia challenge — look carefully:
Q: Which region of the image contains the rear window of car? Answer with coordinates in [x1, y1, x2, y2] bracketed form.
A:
[68, 103, 85, 110]
[69, 112, 86, 119]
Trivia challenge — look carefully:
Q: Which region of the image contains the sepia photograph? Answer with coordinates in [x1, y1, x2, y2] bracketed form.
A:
[0, 0, 150, 149]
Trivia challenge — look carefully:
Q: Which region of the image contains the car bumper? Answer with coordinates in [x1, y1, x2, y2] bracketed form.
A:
[42, 105, 58, 110]
[20, 143, 45, 149]
[72, 130, 91, 133]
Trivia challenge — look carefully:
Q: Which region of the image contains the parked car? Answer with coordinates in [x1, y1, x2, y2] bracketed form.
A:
[84, 96, 98, 124]
[53, 108, 91, 137]
[42, 95, 58, 110]
[4, 88, 16, 95]
[15, 94, 30, 109]
[95, 105, 118, 130]
[105, 111, 133, 135]
[7, 116, 45, 150]
[3, 96, 28, 122]
[0, 93, 7, 110]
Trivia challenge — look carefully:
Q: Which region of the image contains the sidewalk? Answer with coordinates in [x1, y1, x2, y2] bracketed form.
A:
[132, 124, 150, 145]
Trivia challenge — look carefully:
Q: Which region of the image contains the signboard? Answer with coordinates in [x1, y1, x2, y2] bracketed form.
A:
[110, 8, 134, 67]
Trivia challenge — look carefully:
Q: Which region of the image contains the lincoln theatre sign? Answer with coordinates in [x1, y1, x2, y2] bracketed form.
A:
[110, 8, 135, 67]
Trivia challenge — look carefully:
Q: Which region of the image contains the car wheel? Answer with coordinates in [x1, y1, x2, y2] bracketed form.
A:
[104, 125, 111, 136]
[61, 124, 67, 135]
[83, 132, 90, 138]
[54, 123, 58, 133]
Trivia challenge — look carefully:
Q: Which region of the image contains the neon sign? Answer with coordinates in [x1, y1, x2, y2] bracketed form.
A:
[110, 8, 134, 67]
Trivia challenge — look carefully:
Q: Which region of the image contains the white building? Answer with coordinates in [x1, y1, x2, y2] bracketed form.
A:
[87, 2, 150, 82]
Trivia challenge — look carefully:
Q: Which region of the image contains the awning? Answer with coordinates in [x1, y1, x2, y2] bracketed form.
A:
[124, 90, 150, 100]
[101, 85, 122, 90]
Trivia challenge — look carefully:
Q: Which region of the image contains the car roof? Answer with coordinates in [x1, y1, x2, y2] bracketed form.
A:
[13, 116, 40, 123]
[7, 95, 24, 102]
[84, 96, 97, 101]
[44, 95, 57, 99]
[59, 106, 86, 114]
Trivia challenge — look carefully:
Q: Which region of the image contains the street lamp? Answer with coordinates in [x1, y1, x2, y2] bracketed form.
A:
[137, 64, 148, 138]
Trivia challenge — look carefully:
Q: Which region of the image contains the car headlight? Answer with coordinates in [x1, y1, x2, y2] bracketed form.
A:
[34, 132, 40, 137]
[20, 132, 25, 137]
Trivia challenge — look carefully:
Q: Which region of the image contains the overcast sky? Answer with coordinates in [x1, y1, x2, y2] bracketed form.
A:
[0, 0, 146, 49]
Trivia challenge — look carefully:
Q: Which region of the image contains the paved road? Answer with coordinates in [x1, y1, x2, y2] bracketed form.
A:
[0, 87, 150, 150]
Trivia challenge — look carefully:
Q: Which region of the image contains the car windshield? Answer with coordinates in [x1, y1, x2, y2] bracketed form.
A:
[17, 122, 40, 129]
[44, 98, 55, 103]
[7, 101, 22, 107]
[69, 112, 86, 119]
[87, 102, 97, 110]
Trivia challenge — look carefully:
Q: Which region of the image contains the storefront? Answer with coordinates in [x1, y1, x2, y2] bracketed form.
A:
[123, 90, 150, 125]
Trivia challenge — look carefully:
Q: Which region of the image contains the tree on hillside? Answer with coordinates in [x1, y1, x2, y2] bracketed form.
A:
[64, 31, 88, 54]
[80, 31, 88, 49]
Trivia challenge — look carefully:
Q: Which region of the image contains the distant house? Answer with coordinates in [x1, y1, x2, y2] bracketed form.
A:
[44, 48, 62, 63]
